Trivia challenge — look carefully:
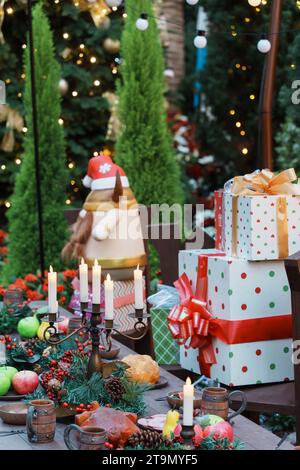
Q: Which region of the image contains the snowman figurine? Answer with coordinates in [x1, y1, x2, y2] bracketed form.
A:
[62, 153, 147, 281]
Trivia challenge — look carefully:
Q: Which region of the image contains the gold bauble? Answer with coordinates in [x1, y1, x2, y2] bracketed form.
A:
[103, 37, 120, 54]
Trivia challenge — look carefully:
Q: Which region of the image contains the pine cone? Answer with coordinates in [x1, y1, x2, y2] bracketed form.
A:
[127, 430, 169, 449]
[33, 364, 43, 375]
[105, 377, 125, 401]
[48, 378, 62, 392]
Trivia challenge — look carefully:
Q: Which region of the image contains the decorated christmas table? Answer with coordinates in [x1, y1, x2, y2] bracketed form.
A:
[0, 302, 293, 451]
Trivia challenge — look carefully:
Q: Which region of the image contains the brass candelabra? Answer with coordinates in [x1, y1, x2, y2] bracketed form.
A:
[40, 304, 150, 378]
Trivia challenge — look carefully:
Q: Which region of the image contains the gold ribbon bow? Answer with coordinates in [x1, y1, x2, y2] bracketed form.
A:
[230, 168, 300, 258]
[231, 168, 300, 196]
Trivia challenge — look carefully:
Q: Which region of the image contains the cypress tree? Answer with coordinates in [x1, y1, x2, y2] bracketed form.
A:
[4, 2, 67, 278]
[116, 0, 183, 206]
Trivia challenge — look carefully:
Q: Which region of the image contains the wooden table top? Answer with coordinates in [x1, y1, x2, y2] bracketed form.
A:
[0, 303, 293, 451]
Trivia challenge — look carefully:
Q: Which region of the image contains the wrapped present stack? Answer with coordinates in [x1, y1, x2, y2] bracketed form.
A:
[168, 169, 300, 387]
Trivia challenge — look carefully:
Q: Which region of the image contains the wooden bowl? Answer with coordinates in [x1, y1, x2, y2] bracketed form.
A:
[0, 403, 28, 425]
[167, 391, 202, 410]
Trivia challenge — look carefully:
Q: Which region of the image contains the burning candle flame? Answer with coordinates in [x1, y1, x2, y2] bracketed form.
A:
[49, 265, 53, 273]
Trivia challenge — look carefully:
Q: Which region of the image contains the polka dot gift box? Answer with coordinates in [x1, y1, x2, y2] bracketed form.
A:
[223, 168, 300, 261]
[178, 249, 294, 386]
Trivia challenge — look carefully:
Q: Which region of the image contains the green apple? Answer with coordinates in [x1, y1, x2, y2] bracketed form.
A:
[0, 366, 18, 381]
[0, 373, 11, 396]
[17, 316, 40, 338]
[195, 414, 224, 428]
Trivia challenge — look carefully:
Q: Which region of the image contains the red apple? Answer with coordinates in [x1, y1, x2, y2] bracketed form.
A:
[58, 317, 69, 334]
[202, 421, 234, 442]
[12, 370, 39, 395]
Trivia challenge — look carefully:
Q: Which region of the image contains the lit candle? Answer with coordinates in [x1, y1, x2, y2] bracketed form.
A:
[48, 265, 58, 314]
[183, 377, 194, 426]
[104, 274, 114, 320]
[134, 265, 144, 309]
[79, 258, 88, 303]
[92, 259, 101, 305]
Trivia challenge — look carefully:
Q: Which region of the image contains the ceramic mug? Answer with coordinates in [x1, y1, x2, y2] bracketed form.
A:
[64, 424, 107, 450]
[201, 387, 247, 422]
[26, 399, 56, 443]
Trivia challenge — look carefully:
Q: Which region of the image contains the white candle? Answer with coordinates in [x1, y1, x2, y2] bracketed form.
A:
[79, 258, 88, 303]
[183, 377, 194, 426]
[134, 265, 144, 309]
[92, 259, 101, 305]
[48, 265, 58, 314]
[104, 274, 114, 320]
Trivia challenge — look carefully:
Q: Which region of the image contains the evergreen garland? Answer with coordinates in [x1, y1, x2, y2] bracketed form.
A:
[0, 302, 32, 334]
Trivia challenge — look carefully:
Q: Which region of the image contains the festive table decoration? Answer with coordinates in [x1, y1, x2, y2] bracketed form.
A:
[62, 153, 147, 282]
[169, 249, 293, 386]
[223, 168, 300, 260]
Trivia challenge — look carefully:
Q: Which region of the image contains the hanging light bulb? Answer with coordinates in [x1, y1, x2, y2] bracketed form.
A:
[257, 36, 271, 53]
[194, 30, 207, 49]
[186, 0, 199, 5]
[248, 0, 262, 6]
[136, 13, 149, 31]
[105, 0, 123, 6]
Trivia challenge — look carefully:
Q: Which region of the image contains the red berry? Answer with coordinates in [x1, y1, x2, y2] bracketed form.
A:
[63, 402, 69, 408]
[79, 403, 85, 408]
[6, 345, 11, 349]
[74, 338, 79, 343]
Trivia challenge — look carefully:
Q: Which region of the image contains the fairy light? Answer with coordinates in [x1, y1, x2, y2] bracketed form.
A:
[18, 92, 22, 98]
[65, 199, 71, 205]
[15, 158, 21, 165]
[242, 148, 248, 155]
[291, 64, 296, 69]
[90, 56, 97, 64]
[94, 80, 101, 86]
[235, 63, 241, 69]
[58, 118, 64, 125]
[63, 33, 69, 39]
[6, 7, 13, 15]
[68, 162, 75, 169]
[250, 94, 255, 100]
[72, 91, 78, 97]
[22, 44, 26, 49]
[76, 60, 82, 65]
[242, 65, 247, 71]
[229, 109, 236, 116]
[93, 151, 99, 157]
[236, 121, 242, 128]
[1, 164, 6, 170]
[112, 67, 118, 74]
[70, 179, 76, 186]
[5, 201, 11, 208]
[122, 12, 127, 18]
[79, 44, 85, 49]
[240, 130, 246, 136]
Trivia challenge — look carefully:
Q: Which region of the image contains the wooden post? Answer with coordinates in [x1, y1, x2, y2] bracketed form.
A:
[261, 0, 282, 170]
[284, 252, 300, 445]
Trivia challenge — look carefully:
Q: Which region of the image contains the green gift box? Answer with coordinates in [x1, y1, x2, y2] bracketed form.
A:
[150, 306, 180, 365]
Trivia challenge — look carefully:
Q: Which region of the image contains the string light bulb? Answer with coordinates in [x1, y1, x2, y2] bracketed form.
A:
[186, 0, 199, 4]
[248, 0, 261, 6]
[257, 36, 271, 53]
[105, 0, 123, 6]
[194, 30, 207, 49]
[136, 13, 149, 31]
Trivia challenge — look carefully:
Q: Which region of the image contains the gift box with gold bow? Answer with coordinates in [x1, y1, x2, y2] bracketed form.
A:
[175, 249, 293, 386]
[223, 168, 300, 261]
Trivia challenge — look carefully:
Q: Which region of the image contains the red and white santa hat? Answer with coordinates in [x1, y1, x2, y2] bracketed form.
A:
[82, 153, 129, 191]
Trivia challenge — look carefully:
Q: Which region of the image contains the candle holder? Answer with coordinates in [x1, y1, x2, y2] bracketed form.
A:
[180, 423, 195, 446]
[41, 305, 150, 379]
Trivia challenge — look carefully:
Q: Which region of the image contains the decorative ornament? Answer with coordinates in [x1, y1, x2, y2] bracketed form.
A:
[186, 0, 199, 5]
[0, 104, 24, 151]
[127, 429, 170, 449]
[102, 91, 120, 141]
[257, 37, 271, 53]
[105, 0, 123, 6]
[103, 37, 120, 54]
[72, 0, 111, 28]
[248, 0, 261, 6]
[136, 13, 149, 31]
[194, 30, 207, 49]
[59, 78, 69, 96]
[104, 377, 125, 401]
